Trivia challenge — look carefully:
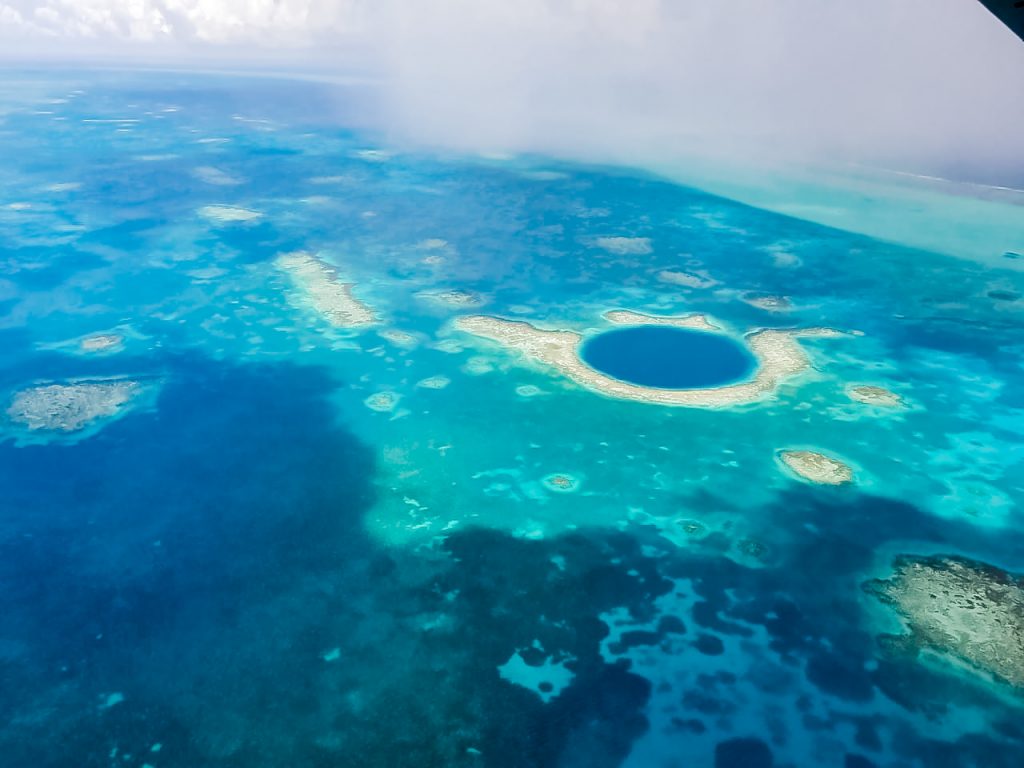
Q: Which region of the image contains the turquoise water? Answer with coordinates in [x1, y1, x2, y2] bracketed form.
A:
[0, 70, 1022, 767]
[580, 327, 755, 389]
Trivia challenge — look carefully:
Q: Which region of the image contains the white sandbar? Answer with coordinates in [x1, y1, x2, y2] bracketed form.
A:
[198, 205, 262, 223]
[275, 252, 376, 328]
[603, 309, 720, 332]
[80, 333, 125, 354]
[454, 311, 843, 408]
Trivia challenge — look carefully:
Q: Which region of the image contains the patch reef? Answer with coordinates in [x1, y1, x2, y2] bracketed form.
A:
[276, 251, 376, 328]
[7, 380, 140, 432]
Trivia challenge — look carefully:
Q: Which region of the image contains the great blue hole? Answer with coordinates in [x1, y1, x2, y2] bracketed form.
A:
[580, 326, 756, 389]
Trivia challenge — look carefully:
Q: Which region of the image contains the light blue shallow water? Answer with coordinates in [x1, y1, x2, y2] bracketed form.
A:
[0, 70, 1022, 768]
[580, 326, 755, 389]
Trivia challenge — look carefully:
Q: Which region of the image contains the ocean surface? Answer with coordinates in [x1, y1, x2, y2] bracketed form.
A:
[0, 70, 1023, 768]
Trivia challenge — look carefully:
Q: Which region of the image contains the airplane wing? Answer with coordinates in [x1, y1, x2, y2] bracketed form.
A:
[978, 0, 1024, 41]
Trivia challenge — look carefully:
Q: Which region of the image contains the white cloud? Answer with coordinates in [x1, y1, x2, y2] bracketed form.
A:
[362, 0, 1024, 181]
[1, 0, 1022, 182]
[0, 0, 365, 44]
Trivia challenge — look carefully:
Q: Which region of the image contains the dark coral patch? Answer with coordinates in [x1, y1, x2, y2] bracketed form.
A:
[715, 737, 774, 767]
[694, 634, 725, 656]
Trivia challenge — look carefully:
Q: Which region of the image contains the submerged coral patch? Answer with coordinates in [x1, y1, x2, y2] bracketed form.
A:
[461, 356, 495, 375]
[542, 473, 580, 493]
[595, 236, 652, 255]
[658, 269, 718, 289]
[933, 478, 1014, 528]
[677, 519, 709, 539]
[865, 555, 1024, 688]
[715, 737, 774, 768]
[415, 289, 484, 308]
[847, 384, 903, 408]
[378, 329, 417, 349]
[415, 375, 450, 390]
[6, 379, 140, 433]
[741, 294, 792, 312]
[364, 391, 400, 412]
[515, 384, 544, 398]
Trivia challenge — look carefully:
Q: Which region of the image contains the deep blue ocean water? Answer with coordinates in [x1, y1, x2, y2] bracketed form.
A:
[580, 327, 755, 389]
[0, 70, 1022, 768]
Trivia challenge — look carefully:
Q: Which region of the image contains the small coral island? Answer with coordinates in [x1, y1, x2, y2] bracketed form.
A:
[7, 380, 140, 433]
[454, 310, 845, 408]
[778, 450, 854, 485]
[865, 555, 1024, 688]
[847, 384, 903, 408]
[275, 251, 376, 328]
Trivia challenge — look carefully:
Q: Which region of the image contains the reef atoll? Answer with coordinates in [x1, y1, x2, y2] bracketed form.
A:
[778, 450, 854, 485]
[865, 555, 1024, 688]
[6, 380, 140, 432]
[275, 251, 376, 328]
[454, 310, 845, 408]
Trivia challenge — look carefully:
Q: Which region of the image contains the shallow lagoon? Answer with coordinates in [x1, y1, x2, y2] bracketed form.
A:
[0, 70, 1022, 768]
[580, 326, 755, 389]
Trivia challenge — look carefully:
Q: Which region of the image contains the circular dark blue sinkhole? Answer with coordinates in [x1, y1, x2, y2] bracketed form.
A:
[580, 326, 756, 389]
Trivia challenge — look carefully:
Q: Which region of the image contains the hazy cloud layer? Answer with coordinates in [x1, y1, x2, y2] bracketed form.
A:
[2, 0, 1023, 181]
[365, 0, 1024, 181]
[0, 0, 364, 44]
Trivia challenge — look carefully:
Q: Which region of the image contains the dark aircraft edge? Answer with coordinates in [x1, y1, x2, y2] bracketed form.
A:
[978, 0, 1024, 42]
